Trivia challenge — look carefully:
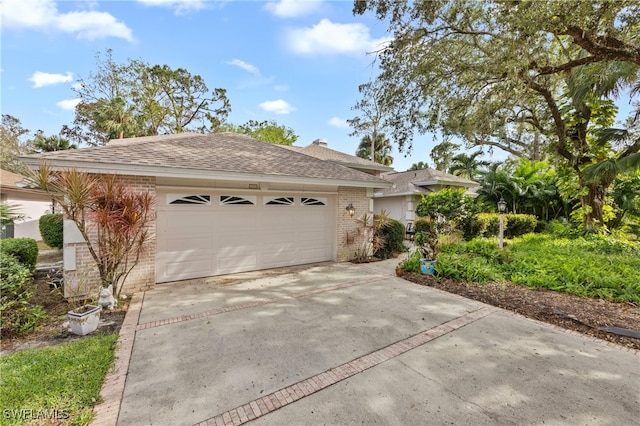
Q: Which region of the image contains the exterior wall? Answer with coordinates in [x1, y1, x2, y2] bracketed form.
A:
[64, 175, 156, 298]
[336, 186, 371, 262]
[2, 191, 52, 241]
[373, 195, 422, 225]
[373, 197, 403, 222]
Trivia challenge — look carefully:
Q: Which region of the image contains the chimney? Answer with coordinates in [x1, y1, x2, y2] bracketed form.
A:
[312, 138, 328, 146]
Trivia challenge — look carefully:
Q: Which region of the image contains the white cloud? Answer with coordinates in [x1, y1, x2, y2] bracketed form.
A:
[264, 0, 323, 18]
[29, 71, 73, 88]
[259, 99, 295, 115]
[1, 0, 134, 42]
[226, 59, 260, 75]
[57, 98, 81, 111]
[136, 0, 208, 14]
[328, 117, 348, 128]
[287, 19, 391, 56]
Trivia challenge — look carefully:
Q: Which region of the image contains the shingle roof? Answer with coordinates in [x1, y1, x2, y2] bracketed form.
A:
[21, 133, 390, 187]
[1, 169, 27, 188]
[293, 142, 393, 173]
[376, 168, 477, 197]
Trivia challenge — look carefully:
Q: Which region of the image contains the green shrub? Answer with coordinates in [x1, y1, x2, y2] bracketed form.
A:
[414, 218, 437, 234]
[477, 213, 502, 237]
[0, 252, 46, 337]
[1, 238, 38, 271]
[545, 219, 579, 238]
[376, 219, 405, 259]
[458, 214, 485, 241]
[399, 250, 422, 273]
[505, 214, 537, 237]
[39, 213, 63, 249]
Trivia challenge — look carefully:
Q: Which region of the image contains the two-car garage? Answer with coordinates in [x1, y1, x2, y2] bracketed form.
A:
[155, 189, 336, 282]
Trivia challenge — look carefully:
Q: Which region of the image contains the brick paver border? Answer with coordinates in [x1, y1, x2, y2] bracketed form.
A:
[90, 292, 145, 426]
[136, 277, 386, 331]
[193, 306, 499, 426]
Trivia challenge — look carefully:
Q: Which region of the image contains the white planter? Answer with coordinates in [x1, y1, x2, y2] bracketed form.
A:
[67, 305, 101, 336]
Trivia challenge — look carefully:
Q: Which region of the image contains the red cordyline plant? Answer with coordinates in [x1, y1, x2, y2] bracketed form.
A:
[32, 163, 154, 298]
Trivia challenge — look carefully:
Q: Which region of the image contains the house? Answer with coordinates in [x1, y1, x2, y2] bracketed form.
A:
[0, 169, 52, 240]
[373, 168, 478, 225]
[21, 132, 391, 296]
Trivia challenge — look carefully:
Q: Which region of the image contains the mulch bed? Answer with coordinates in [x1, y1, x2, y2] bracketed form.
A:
[403, 272, 640, 351]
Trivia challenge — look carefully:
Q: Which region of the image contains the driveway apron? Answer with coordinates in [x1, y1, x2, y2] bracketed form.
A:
[112, 261, 639, 426]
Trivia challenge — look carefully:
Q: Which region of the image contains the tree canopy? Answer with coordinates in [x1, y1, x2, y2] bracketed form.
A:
[66, 50, 231, 146]
[354, 0, 640, 226]
[222, 120, 298, 145]
[1, 115, 31, 174]
[355, 132, 394, 165]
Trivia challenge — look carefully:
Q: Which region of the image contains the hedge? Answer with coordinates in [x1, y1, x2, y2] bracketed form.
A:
[0, 238, 38, 272]
[39, 213, 64, 249]
[461, 213, 538, 240]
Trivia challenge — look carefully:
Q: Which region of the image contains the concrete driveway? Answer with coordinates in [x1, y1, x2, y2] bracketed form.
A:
[95, 261, 639, 426]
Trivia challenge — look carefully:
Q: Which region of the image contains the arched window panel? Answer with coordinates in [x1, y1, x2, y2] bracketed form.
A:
[301, 197, 326, 206]
[264, 196, 294, 206]
[220, 195, 256, 205]
[168, 194, 211, 205]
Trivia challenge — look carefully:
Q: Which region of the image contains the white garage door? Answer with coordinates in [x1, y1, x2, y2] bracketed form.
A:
[155, 190, 336, 283]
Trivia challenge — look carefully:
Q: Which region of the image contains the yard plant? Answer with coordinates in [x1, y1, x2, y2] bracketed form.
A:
[436, 234, 640, 303]
[31, 165, 154, 298]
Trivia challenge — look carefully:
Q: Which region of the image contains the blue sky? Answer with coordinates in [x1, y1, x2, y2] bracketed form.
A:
[0, 0, 469, 171]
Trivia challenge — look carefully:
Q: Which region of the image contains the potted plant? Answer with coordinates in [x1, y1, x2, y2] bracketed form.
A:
[67, 304, 101, 336]
[414, 228, 440, 275]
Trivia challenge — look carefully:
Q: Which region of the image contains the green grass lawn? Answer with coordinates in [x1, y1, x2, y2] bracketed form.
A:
[436, 234, 640, 303]
[0, 334, 118, 426]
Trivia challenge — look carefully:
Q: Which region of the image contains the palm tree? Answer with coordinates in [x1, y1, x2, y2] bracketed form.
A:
[409, 161, 429, 170]
[355, 133, 393, 166]
[448, 150, 490, 180]
[32, 134, 77, 152]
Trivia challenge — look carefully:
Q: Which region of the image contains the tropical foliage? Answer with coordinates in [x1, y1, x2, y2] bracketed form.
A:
[31, 166, 154, 297]
[353, 0, 640, 227]
[436, 234, 640, 303]
[355, 132, 393, 165]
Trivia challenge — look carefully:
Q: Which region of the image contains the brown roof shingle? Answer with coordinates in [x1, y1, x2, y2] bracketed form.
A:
[21, 133, 390, 187]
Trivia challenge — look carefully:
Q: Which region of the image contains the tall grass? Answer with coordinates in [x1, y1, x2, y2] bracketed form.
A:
[436, 234, 640, 303]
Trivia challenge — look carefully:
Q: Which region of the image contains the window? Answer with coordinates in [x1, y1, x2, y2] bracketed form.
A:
[168, 195, 211, 205]
[220, 195, 256, 205]
[265, 196, 294, 206]
[301, 197, 326, 206]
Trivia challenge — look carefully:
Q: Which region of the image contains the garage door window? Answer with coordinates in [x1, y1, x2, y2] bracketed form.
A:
[301, 197, 326, 206]
[264, 196, 294, 206]
[220, 195, 256, 205]
[168, 195, 211, 205]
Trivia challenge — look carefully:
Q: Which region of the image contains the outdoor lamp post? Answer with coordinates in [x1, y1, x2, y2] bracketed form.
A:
[498, 197, 507, 249]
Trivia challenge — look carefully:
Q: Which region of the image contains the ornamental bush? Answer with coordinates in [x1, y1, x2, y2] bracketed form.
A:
[0, 238, 38, 272]
[505, 214, 538, 237]
[0, 252, 46, 337]
[376, 219, 405, 259]
[39, 213, 64, 249]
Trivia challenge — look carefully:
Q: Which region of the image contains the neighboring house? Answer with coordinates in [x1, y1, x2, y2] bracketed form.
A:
[21, 132, 391, 296]
[0, 169, 52, 240]
[373, 168, 478, 225]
